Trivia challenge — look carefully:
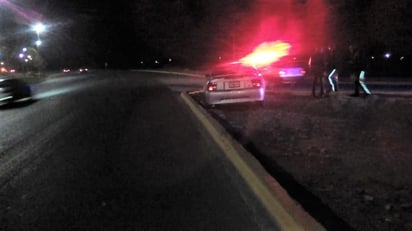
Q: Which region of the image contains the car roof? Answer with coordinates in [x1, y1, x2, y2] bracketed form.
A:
[0, 77, 14, 82]
[273, 55, 310, 66]
[0, 77, 27, 84]
[208, 63, 260, 77]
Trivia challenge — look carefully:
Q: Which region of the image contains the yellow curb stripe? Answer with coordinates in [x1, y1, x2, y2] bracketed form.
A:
[180, 92, 310, 231]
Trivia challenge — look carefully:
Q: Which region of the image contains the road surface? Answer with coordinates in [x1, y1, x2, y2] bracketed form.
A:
[0, 71, 280, 230]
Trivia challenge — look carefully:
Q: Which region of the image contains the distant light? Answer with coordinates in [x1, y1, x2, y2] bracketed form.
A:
[400, 56, 405, 61]
[0, 62, 4, 65]
[168, 58, 172, 62]
[19, 53, 24, 58]
[22, 47, 27, 52]
[370, 56, 375, 60]
[384, 52, 391, 59]
[35, 39, 42, 46]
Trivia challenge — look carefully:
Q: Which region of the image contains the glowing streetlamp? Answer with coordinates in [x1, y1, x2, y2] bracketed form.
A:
[35, 40, 42, 47]
[32, 23, 45, 35]
[32, 23, 45, 47]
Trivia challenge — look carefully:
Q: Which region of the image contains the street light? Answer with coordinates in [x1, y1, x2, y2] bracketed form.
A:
[32, 23, 45, 35]
[30, 23, 46, 75]
[32, 23, 45, 47]
[35, 39, 42, 47]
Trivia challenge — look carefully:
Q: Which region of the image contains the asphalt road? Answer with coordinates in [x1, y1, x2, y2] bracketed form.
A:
[2, 70, 409, 230]
[0, 71, 278, 230]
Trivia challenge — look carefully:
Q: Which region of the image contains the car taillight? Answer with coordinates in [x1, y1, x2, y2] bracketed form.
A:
[207, 82, 217, 91]
[251, 79, 262, 88]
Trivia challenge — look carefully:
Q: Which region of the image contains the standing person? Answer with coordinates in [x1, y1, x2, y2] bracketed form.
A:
[309, 47, 327, 97]
[325, 45, 339, 94]
[347, 44, 371, 97]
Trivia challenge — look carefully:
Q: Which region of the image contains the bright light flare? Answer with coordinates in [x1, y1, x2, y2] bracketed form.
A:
[33, 23, 46, 34]
[239, 41, 291, 68]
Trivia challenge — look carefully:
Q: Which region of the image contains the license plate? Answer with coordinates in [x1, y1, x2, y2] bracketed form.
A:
[228, 81, 240, 88]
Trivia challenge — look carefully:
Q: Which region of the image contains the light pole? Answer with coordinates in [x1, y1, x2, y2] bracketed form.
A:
[32, 23, 46, 75]
[32, 23, 45, 48]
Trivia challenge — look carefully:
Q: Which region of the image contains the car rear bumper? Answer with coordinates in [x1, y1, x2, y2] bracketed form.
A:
[204, 88, 265, 105]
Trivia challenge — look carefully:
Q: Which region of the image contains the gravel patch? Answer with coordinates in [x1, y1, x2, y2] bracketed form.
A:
[195, 92, 412, 231]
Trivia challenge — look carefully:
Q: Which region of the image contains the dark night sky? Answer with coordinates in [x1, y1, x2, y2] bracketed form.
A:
[1, 0, 411, 69]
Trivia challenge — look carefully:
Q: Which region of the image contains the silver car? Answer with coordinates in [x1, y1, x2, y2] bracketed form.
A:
[204, 64, 266, 107]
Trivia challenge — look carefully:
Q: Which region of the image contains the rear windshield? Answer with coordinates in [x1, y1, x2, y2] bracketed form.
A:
[208, 64, 259, 78]
[275, 56, 309, 67]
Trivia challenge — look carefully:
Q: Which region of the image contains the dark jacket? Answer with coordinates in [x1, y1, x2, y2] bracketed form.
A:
[347, 47, 368, 73]
[310, 48, 328, 74]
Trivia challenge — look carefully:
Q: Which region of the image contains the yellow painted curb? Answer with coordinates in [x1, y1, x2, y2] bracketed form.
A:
[180, 91, 326, 231]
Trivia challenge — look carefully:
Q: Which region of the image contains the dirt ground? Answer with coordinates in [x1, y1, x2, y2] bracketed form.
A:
[203, 92, 412, 231]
